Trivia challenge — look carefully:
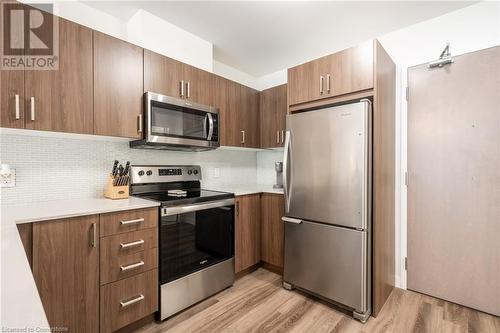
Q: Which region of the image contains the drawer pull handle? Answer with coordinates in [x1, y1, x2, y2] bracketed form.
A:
[120, 218, 144, 225]
[120, 239, 145, 248]
[120, 260, 145, 271]
[120, 294, 144, 308]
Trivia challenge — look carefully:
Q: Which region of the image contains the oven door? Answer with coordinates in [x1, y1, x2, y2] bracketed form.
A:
[146, 92, 219, 148]
[159, 198, 235, 285]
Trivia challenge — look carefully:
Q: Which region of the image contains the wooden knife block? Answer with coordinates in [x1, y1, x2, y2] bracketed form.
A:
[104, 175, 129, 200]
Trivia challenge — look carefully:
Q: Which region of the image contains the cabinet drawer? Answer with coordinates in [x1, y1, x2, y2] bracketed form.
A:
[100, 269, 158, 333]
[100, 228, 157, 260]
[101, 248, 157, 285]
[100, 208, 158, 236]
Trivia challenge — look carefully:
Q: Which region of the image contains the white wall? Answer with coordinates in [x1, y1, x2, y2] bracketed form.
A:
[377, 1, 500, 289]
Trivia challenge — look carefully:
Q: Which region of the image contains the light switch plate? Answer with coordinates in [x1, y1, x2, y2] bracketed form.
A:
[1, 169, 16, 188]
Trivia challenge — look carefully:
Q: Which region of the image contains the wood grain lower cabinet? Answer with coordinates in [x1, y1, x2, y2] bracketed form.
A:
[260, 193, 285, 270]
[93, 31, 143, 139]
[235, 194, 261, 273]
[100, 269, 158, 333]
[32, 215, 100, 333]
[260, 84, 287, 148]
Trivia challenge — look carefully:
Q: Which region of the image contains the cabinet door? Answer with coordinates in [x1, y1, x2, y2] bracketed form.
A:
[184, 65, 214, 106]
[321, 40, 374, 98]
[241, 86, 260, 148]
[214, 75, 231, 146]
[93, 31, 143, 139]
[33, 215, 99, 333]
[261, 194, 285, 270]
[227, 80, 244, 146]
[235, 194, 261, 273]
[24, 18, 93, 134]
[0, 2, 25, 129]
[260, 84, 287, 148]
[287, 58, 323, 106]
[0, 67, 24, 128]
[144, 49, 184, 98]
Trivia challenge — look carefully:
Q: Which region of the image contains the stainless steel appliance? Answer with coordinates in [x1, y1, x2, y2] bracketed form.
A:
[273, 162, 283, 189]
[130, 92, 220, 151]
[130, 165, 234, 320]
[282, 100, 372, 323]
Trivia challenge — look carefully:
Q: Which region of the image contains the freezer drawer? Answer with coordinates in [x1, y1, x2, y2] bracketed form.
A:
[283, 219, 369, 313]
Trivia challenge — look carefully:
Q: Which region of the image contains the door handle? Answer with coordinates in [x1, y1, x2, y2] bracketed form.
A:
[180, 80, 185, 97]
[281, 130, 284, 144]
[15, 94, 20, 120]
[90, 223, 97, 248]
[120, 260, 145, 271]
[282, 217, 302, 224]
[326, 74, 331, 93]
[137, 114, 143, 133]
[319, 76, 324, 94]
[276, 131, 280, 144]
[283, 130, 292, 213]
[120, 218, 144, 225]
[186, 81, 190, 98]
[241, 130, 245, 144]
[120, 294, 144, 308]
[30, 97, 35, 121]
[120, 239, 145, 248]
[206, 113, 214, 140]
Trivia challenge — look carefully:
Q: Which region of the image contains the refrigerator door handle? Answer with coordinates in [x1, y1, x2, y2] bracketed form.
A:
[282, 216, 302, 224]
[283, 130, 292, 213]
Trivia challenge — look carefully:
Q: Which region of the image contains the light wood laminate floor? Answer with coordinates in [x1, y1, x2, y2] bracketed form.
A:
[136, 269, 500, 333]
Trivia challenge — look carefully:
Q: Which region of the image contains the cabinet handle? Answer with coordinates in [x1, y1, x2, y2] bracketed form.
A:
[120, 294, 144, 308]
[90, 223, 97, 248]
[30, 97, 35, 121]
[281, 130, 284, 144]
[120, 260, 145, 271]
[120, 239, 145, 248]
[186, 81, 190, 98]
[15, 94, 20, 120]
[326, 74, 331, 93]
[276, 131, 280, 144]
[120, 218, 144, 225]
[137, 114, 143, 133]
[241, 130, 245, 144]
[180, 80, 185, 97]
[319, 76, 324, 95]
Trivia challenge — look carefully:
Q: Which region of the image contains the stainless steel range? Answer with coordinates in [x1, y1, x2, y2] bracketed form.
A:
[130, 165, 235, 320]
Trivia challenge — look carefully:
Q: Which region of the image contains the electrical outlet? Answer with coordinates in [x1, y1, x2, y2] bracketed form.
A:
[1, 168, 15, 188]
[213, 167, 220, 178]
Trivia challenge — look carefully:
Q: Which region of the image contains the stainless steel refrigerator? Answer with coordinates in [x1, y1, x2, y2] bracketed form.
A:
[282, 100, 372, 323]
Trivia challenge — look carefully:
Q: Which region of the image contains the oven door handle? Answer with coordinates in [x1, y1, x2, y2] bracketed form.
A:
[206, 113, 214, 141]
[162, 198, 235, 216]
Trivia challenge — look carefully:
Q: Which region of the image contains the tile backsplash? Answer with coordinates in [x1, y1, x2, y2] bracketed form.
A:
[0, 132, 265, 207]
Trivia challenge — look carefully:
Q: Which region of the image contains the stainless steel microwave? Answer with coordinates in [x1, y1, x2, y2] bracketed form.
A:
[130, 92, 220, 151]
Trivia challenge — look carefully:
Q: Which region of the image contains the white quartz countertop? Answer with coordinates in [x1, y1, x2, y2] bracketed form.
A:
[207, 184, 284, 196]
[0, 197, 159, 330]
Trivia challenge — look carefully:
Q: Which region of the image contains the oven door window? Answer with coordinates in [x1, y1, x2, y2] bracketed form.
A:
[151, 101, 210, 140]
[160, 205, 234, 284]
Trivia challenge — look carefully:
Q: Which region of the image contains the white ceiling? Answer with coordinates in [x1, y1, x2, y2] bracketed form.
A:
[84, 1, 475, 77]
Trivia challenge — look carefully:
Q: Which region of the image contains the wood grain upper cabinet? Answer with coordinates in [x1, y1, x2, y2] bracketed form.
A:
[32, 215, 99, 333]
[240, 85, 260, 148]
[0, 62, 24, 129]
[144, 49, 214, 105]
[261, 193, 285, 270]
[214, 75, 231, 146]
[288, 40, 374, 106]
[235, 194, 261, 273]
[93, 31, 143, 139]
[260, 84, 287, 148]
[24, 17, 93, 133]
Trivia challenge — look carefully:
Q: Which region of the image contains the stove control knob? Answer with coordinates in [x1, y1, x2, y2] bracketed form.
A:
[146, 170, 153, 176]
[187, 170, 192, 175]
[138, 170, 145, 176]
[193, 169, 199, 175]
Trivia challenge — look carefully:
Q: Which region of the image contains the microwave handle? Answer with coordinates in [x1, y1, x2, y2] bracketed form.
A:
[206, 113, 214, 141]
